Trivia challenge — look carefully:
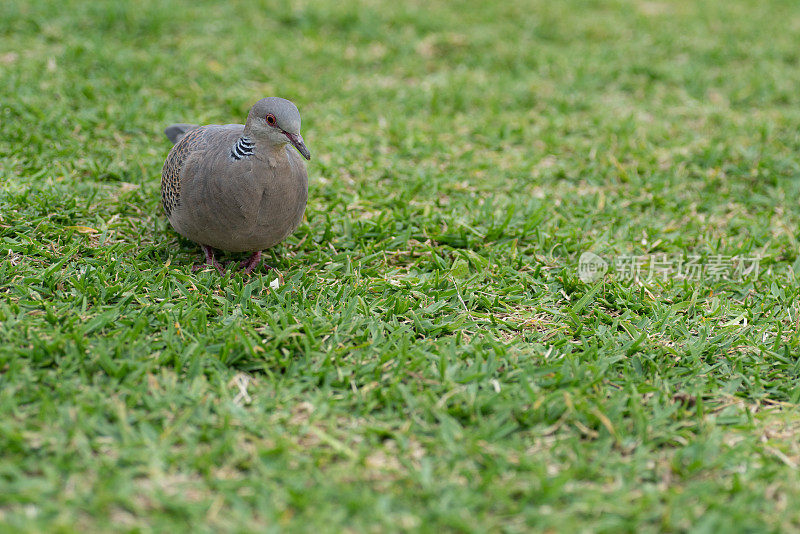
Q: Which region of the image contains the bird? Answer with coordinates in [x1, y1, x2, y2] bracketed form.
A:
[161, 97, 310, 275]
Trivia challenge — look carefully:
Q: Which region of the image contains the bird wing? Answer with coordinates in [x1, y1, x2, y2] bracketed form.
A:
[161, 124, 250, 218]
[161, 126, 209, 217]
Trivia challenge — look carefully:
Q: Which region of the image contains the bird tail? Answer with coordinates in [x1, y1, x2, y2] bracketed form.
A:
[164, 124, 198, 145]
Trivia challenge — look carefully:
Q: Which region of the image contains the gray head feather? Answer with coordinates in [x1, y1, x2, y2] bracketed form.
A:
[245, 97, 302, 135]
[243, 97, 310, 160]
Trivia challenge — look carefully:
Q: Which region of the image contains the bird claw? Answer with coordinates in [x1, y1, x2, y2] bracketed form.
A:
[191, 260, 225, 275]
[193, 245, 226, 275]
[192, 247, 270, 276]
[238, 251, 270, 275]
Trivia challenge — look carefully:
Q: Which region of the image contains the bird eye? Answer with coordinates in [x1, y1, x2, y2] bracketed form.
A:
[266, 114, 276, 126]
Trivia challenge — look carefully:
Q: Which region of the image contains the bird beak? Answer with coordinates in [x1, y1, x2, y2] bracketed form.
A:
[284, 132, 311, 160]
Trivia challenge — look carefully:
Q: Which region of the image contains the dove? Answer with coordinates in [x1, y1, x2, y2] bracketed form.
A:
[161, 97, 310, 274]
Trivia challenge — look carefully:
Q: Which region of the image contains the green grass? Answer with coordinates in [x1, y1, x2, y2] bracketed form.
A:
[2, 0, 800, 531]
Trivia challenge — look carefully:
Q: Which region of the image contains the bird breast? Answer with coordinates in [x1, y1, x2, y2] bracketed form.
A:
[172, 142, 307, 253]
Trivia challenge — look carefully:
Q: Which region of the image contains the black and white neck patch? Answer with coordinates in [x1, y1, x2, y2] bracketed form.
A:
[230, 136, 254, 160]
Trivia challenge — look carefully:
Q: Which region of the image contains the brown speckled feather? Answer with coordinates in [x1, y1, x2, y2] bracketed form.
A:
[161, 126, 207, 217]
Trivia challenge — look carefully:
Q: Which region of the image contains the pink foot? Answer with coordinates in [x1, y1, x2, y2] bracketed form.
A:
[238, 251, 271, 275]
[192, 245, 225, 275]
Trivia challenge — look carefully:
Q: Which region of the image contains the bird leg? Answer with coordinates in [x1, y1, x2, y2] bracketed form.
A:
[192, 245, 225, 275]
[238, 250, 270, 275]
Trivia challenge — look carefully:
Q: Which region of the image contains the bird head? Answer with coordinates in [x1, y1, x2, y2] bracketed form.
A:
[245, 97, 311, 160]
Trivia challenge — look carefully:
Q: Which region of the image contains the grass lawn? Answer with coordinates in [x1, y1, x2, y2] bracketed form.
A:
[2, 0, 800, 531]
